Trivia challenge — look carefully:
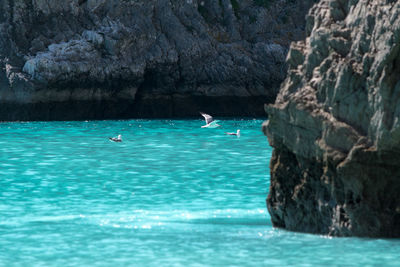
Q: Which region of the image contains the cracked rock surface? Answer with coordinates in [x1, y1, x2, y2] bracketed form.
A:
[264, 0, 400, 237]
[0, 0, 314, 120]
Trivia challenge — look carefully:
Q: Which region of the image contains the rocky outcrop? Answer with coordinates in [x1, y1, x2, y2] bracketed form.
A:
[264, 0, 400, 237]
[0, 0, 315, 120]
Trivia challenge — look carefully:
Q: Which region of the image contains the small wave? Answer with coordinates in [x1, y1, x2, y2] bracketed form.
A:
[79, 209, 270, 229]
[175, 217, 271, 226]
[0, 214, 83, 226]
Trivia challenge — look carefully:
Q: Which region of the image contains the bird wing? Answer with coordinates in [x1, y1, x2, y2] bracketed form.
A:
[208, 120, 220, 128]
[200, 112, 213, 124]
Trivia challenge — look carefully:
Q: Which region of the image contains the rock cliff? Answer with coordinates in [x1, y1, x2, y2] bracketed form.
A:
[0, 0, 314, 120]
[264, 0, 400, 237]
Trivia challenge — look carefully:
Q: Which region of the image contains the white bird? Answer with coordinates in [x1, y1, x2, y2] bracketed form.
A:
[200, 112, 221, 128]
[226, 129, 240, 137]
[109, 134, 122, 142]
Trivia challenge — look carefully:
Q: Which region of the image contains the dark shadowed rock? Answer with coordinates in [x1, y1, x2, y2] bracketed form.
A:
[264, 0, 400, 237]
[0, 0, 315, 120]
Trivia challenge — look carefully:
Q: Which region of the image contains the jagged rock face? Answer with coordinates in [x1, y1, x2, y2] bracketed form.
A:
[264, 0, 400, 237]
[0, 0, 314, 120]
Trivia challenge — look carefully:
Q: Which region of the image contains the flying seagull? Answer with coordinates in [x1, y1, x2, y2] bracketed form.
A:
[200, 112, 221, 128]
[226, 129, 240, 137]
[109, 134, 122, 142]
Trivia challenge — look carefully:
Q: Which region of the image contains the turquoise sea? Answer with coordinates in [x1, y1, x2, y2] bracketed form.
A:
[0, 119, 399, 266]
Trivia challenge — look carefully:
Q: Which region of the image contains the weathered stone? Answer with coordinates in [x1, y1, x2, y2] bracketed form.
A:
[264, 0, 400, 237]
[0, 0, 315, 120]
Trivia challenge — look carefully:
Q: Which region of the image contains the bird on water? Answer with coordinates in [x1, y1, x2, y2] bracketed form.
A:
[109, 135, 122, 142]
[225, 129, 240, 137]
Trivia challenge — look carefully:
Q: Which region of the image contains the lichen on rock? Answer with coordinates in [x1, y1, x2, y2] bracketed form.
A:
[264, 0, 400, 237]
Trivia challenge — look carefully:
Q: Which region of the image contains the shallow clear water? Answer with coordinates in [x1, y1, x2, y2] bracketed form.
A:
[0, 119, 399, 266]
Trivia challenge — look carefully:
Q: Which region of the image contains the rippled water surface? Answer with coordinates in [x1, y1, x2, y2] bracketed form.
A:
[1, 119, 399, 266]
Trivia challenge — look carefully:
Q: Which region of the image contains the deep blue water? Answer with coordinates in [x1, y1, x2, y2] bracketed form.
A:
[0, 119, 399, 266]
